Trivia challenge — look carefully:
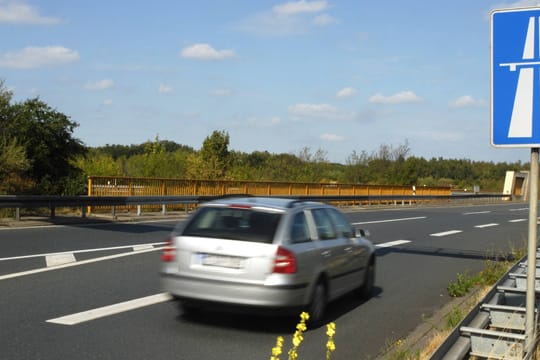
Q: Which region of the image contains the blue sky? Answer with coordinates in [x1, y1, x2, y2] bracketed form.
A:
[1, 0, 539, 164]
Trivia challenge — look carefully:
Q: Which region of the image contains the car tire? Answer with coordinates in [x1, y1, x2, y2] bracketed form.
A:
[359, 259, 375, 299]
[307, 281, 327, 327]
[179, 301, 201, 317]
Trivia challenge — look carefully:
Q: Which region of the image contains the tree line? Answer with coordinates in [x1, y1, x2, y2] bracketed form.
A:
[0, 81, 527, 196]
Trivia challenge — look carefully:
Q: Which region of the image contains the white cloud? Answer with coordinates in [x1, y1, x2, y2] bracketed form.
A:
[0, 0, 61, 24]
[289, 103, 352, 120]
[238, 0, 335, 36]
[289, 103, 335, 117]
[180, 43, 235, 61]
[450, 95, 486, 108]
[246, 116, 281, 128]
[369, 90, 423, 104]
[273, 1, 328, 15]
[103, 99, 113, 106]
[159, 84, 174, 94]
[0, 46, 79, 69]
[85, 79, 115, 91]
[500, 0, 540, 8]
[336, 87, 357, 99]
[320, 133, 344, 141]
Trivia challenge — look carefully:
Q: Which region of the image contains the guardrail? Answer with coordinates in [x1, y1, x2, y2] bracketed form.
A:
[0, 193, 513, 221]
[431, 253, 539, 359]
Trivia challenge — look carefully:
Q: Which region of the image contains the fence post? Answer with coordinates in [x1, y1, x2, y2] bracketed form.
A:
[87, 176, 93, 215]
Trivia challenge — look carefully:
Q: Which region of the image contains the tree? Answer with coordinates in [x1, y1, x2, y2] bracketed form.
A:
[0, 137, 32, 194]
[193, 130, 231, 179]
[5, 97, 87, 194]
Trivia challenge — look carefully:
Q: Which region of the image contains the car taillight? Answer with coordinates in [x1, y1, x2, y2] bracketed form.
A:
[273, 246, 296, 274]
[161, 238, 175, 262]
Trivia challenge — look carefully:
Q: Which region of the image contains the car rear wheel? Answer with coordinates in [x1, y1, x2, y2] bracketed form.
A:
[307, 281, 326, 327]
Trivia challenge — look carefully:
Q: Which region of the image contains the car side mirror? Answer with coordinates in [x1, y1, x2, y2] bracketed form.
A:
[355, 228, 370, 237]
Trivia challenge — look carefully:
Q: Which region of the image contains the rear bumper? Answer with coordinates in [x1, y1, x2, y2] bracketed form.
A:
[160, 272, 310, 308]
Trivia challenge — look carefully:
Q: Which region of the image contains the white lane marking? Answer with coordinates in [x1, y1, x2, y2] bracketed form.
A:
[375, 240, 411, 248]
[46, 253, 76, 267]
[0, 247, 164, 281]
[509, 219, 527, 223]
[353, 216, 426, 225]
[430, 230, 462, 237]
[463, 211, 491, 215]
[47, 293, 172, 325]
[510, 208, 528, 211]
[474, 223, 499, 229]
[0, 242, 167, 262]
[132, 244, 154, 251]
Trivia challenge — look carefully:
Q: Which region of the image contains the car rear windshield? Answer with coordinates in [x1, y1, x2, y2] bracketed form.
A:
[182, 207, 282, 244]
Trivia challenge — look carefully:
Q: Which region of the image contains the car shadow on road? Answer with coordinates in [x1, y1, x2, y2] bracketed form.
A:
[175, 286, 384, 333]
[375, 245, 516, 262]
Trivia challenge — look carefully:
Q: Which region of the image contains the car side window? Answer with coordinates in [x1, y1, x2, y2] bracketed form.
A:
[290, 212, 311, 244]
[311, 208, 337, 240]
[327, 208, 353, 238]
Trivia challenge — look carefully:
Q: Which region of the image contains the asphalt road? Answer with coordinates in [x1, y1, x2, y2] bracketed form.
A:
[0, 202, 530, 359]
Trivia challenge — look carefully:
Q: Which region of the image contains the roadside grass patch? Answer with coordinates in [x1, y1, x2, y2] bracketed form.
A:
[384, 244, 524, 359]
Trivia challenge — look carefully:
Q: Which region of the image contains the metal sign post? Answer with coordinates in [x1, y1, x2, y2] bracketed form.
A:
[491, 7, 540, 352]
[526, 148, 538, 351]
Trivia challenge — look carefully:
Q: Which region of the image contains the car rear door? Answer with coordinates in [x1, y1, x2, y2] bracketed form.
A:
[326, 207, 369, 291]
[309, 208, 352, 299]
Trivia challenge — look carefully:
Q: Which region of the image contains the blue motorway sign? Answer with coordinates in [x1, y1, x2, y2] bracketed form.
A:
[491, 7, 540, 147]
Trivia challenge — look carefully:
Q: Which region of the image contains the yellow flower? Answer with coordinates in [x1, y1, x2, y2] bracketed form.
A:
[292, 333, 304, 347]
[300, 311, 310, 321]
[325, 322, 336, 360]
[287, 312, 308, 360]
[270, 336, 284, 360]
[326, 339, 336, 351]
[326, 322, 336, 337]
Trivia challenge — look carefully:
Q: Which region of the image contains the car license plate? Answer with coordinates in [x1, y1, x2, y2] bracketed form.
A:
[199, 253, 245, 269]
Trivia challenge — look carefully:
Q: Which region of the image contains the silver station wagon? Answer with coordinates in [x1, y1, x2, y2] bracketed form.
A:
[160, 196, 376, 324]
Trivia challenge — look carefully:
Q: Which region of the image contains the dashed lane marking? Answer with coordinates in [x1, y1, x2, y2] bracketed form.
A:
[474, 223, 499, 229]
[47, 292, 173, 325]
[430, 230, 462, 237]
[46, 253, 76, 267]
[375, 240, 411, 248]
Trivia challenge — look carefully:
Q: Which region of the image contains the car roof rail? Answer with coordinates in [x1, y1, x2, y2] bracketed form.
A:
[287, 199, 306, 208]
